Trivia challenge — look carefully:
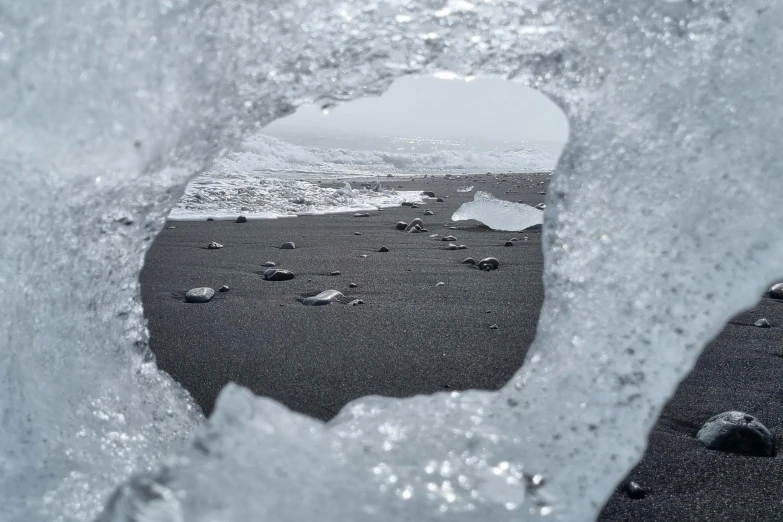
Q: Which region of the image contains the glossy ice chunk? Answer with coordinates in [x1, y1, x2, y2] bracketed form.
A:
[452, 192, 543, 231]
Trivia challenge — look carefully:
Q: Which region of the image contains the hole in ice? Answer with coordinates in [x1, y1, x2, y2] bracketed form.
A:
[142, 76, 568, 419]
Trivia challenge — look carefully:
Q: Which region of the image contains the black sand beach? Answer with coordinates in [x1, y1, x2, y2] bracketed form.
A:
[141, 173, 783, 520]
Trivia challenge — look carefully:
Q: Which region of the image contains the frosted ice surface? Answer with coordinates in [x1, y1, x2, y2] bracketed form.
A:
[452, 191, 543, 231]
[2, 1, 783, 522]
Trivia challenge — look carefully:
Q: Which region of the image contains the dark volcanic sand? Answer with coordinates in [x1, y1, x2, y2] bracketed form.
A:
[140, 173, 783, 521]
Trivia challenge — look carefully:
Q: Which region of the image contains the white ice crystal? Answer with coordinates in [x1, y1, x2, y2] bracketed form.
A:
[452, 191, 543, 231]
[2, 1, 783, 522]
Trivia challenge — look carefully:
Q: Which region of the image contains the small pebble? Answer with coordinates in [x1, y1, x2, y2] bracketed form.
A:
[504, 241, 514, 247]
[354, 232, 362, 235]
[769, 283, 783, 299]
[207, 241, 223, 249]
[436, 198, 444, 202]
[449, 226, 458, 230]
[330, 271, 341, 276]
[458, 245, 468, 250]
[536, 203, 546, 210]
[411, 204, 419, 209]
[625, 481, 646, 500]
[206, 218, 214, 221]
[349, 283, 358, 288]
[185, 287, 215, 303]
[422, 191, 436, 197]
[396, 221, 408, 230]
[302, 289, 344, 306]
[461, 258, 476, 265]
[489, 324, 498, 329]
[379, 246, 389, 252]
[219, 285, 230, 292]
[435, 282, 445, 287]
[754, 318, 771, 328]
[353, 212, 370, 217]
[235, 215, 248, 223]
[401, 202, 414, 207]
[443, 243, 459, 250]
[424, 210, 434, 216]
[510, 237, 519, 241]
[350, 299, 365, 306]
[478, 257, 500, 270]
[262, 261, 276, 267]
[359, 254, 368, 258]
[405, 218, 424, 232]
[166, 226, 176, 229]
[280, 242, 296, 249]
[442, 236, 457, 242]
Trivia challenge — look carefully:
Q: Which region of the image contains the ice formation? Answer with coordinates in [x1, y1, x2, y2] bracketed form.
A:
[2, 1, 783, 522]
[452, 191, 543, 231]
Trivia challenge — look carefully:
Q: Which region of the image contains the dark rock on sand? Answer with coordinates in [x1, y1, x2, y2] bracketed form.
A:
[401, 202, 414, 207]
[422, 191, 436, 197]
[302, 289, 343, 306]
[330, 271, 341, 276]
[624, 481, 646, 500]
[219, 285, 229, 292]
[478, 257, 500, 270]
[442, 235, 457, 242]
[262, 261, 276, 267]
[235, 215, 248, 223]
[697, 411, 774, 457]
[207, 242, 224, 249]
[754, 318, 771, 328]
[349, 283, 358, 288]
[536, 203, 546, 210]
[504, 241, 514, 247]
[185, 287, 215, 303]
[443, 243, 459, 250]
[280, 242, 296, 249]
[405, 218, 424, 232]
[411, 204, 419, 209]
[461, 257, 476, 265]
[769, 283, 783, 299]
[458, 245, 468, 250]
[353, 212, 370, 217]
[354, 232, 362, 235]
[264, 269, 295, 281]
[424, 210, 434, 216]
[489, 324, 499, 329]
[436, 198, 445, 202]
[206, 218, 214, 221]
[378, 246, 389, 252]
[349, 299, 364, 306]
[396, 221, 408, 230]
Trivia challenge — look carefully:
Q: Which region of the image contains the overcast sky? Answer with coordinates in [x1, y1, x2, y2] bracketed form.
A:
[264, 76, 568, 144]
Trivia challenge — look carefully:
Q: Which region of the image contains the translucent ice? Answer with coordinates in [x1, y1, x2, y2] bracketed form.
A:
[2, 1, 783, 522]
[452, 191, 543, 231]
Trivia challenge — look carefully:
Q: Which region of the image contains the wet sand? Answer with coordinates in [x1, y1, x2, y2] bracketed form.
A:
[140, 173, 783, 520]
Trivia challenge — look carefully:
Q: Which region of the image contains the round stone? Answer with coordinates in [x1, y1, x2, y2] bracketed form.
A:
[478, 257, 500, 270]
[461, 257, 476, 265]
[219, 285, 230, 292]
[424, 210, 434, 216]
[396, 221, 408, 230]
[330, 271, 341, 276]
[625, 481, 646, 500]
[697, 411, 774, 457]
[769, 283, 783, 299]
[349, 299, 364, 306]
[489, 324, 498, 329]
[207, 241, 223, 249]
[422, 191, 436, 197]
[378, 246, 389, 252]
[354, 232, 362, 235]
[443, 243, 459, 250]
[302, 289, 344, 306]
[262, 261, 276, 267]
[411, 204, 419, 209]
[442, 235, 457, 242]
[754, 318, 771, 328]
[185, 287, 215, 303]
[504, 241, 514, 247]
[349, 283, 358, 288]
[353, 212, 370, 217]
[206, 218, 214, 221]
[279, 242, 296, 249]
[405, 218, 424, 232]
[436, 198, 445, 202]
[235, 215, 248, 223]
[458, 245, 468, 250]
[263, 269, 295, 281]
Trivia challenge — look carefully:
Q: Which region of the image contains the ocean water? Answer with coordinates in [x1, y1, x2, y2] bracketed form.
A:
[171, 132, 559, 219]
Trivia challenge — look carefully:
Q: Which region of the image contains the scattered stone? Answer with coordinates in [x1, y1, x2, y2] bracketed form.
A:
[354, 232, 362, 235]
[279, 242, 296, 249]
[401, 202, 414, 207]
[436, 198, 445, 202]
[478, 257, 500, 270]
[377, 208, 384, 212]
[442, 235, 457, 242]
[185, 287, 215, 303]
[422, 191, 436, 197]
[754, 318, 771, 328]
[448, 226, 458, 230]
[510, 237, 519, 241]
[166, 226, 176, 229]
[409, 226, 423, 233]
[429, 234, 439, 238]
[405, 218, 424, 232]
[262, 261, 276, 267]
[538, 192, 546, 195]
[489, 324, 499, 329]
[424, 210, 434, 216]
[207, 242, 224, 249]
[353, 212, 370, 217]
[536, 203, 546, 210]
[360, 254, 368, 258]
[411, 204, 420, 209]
[379, 246, 389, 252]
[235, 215, 248, 223]
[302, 289, 344, 306]
[435, 282, 445, 287]
[219, 285, 230, 292]
[396, 221, 408, 230]
[504, 241, 514, 247]
[697, 411, 774, 457]
[330, 271, 341, 276]
[769, 283, 783, 299]
[264, 269, 295, 281]
[461, 257, 476, 265]
[624, 481, 646, 500]
[349, 283, 358, 288]
[206, 218, 214, 221]
[350, 299, 365, 306]
[458, 245, 468, 250]
[443, 244, 459, 250]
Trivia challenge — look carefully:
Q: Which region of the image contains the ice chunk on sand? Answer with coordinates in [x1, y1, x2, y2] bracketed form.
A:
[451, 191, 543, 231]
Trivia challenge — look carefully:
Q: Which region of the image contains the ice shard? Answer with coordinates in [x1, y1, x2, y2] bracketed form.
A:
[452, 191, 543, 231]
